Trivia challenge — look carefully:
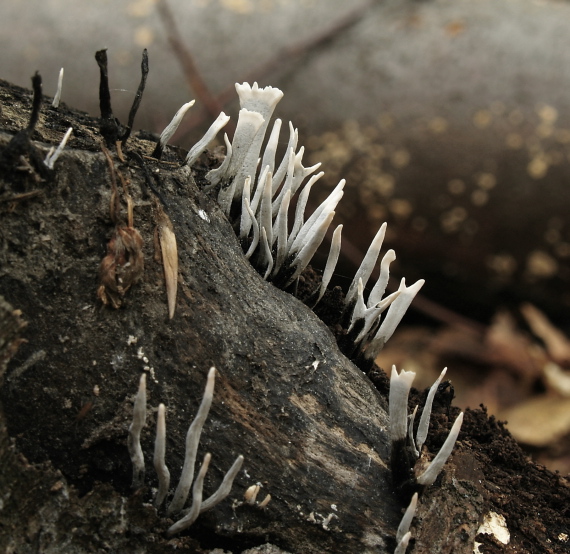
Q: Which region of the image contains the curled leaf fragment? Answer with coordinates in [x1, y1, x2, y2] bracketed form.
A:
[158, 213, 178, 319]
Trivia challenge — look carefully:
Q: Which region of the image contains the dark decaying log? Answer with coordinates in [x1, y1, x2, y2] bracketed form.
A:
[0, 77, 568, 553]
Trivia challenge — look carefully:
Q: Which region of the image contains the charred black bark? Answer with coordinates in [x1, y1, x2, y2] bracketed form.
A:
[0, 76, 567, 554]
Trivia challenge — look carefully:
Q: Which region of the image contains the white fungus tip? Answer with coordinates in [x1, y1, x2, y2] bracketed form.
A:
[416, 411, 464, 486]
[394, 531, 411, 554]
[159, 100, 196, 147]
[52, 67, 64, 108]
[185, 111, 230, 167]
[389, 366, 416, 443]
[415, 367, 448, 452]
[396, 492, 418, 544]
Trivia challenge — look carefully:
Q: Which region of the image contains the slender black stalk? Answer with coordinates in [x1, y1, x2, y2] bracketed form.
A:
[121, 49, 149, 144]
[0, 72, 49, 185]
[28, 72, 43, 132]
[95, 49, 121, 145]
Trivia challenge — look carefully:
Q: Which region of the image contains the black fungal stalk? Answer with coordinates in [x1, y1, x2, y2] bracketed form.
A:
[0, 72, 50, 187]
[121, 49, 149, 144]
[95, 49, 121, 145]
[28, 72, 43, 133]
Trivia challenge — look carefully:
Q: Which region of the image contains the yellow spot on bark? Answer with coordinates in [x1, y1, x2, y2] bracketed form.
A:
[445, 20, 466, 36]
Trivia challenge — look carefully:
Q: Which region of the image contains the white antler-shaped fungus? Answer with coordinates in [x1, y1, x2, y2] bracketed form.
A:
[44, 127, 73, 169]
[397, 492, 418, 544]
[168, 367, 216, 515]
[389, 366, 416, 443]
[313, 224, 343, 306]
[127, 369, 243, 533]
[365, 279, 425, 360]
[167, 452, 211, 536]
[128, 373, 147, 489]
[394, 532, 411, 554]
[345, 223, 387, 307]
[208, 108, 264, 190]
[185, 111, 230, 167]
[415, 367, 448, 453]
[416, 411, 464, 486]
[153, 403, 170, 508]
[52, 67, 64, 108]
[157, 100, 195, 156]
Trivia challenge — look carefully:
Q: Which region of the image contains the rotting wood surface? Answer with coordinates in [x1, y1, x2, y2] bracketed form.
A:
[0, 78, 568, 553]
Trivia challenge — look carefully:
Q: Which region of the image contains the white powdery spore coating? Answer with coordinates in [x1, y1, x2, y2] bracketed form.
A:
[52, 67, 64, 108]
[396, 492, 418, 543]
[235, 82, 284, 122]
[289, 179, 344, 254]
[211, 109, 265, 190]
[394, 531, 411, 554]
[261, 118, 282, 175]
[44, 127, 73, 169]
[345, 223, 387, 306]
[234, 82, 283, 195]
[271, 122, 298, 193]
[159, 100, 195, 148]
[167, 367, 216, 515]
[200, 455, 245, 513]
[128, 373, 147, 489]
[416, 411, 464, 486]
[153, 403, 170, 508]
[415, 367, 448, 452]
[185, 111, 230, 167]
[366, 278, 425, 359]
[315, 224, 343, 305]
[167, 452, 211, 535]
[389, 366, 416, 443]
[368, 249, 396, 308]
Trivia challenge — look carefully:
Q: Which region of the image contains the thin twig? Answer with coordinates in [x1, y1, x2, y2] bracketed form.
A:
[156, 0, 226, 124]
[158, 1, 374, 142]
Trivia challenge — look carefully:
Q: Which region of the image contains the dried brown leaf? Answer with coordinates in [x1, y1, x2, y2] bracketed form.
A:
[159, 222, 178, 319]
[521, 303, 570, 365]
